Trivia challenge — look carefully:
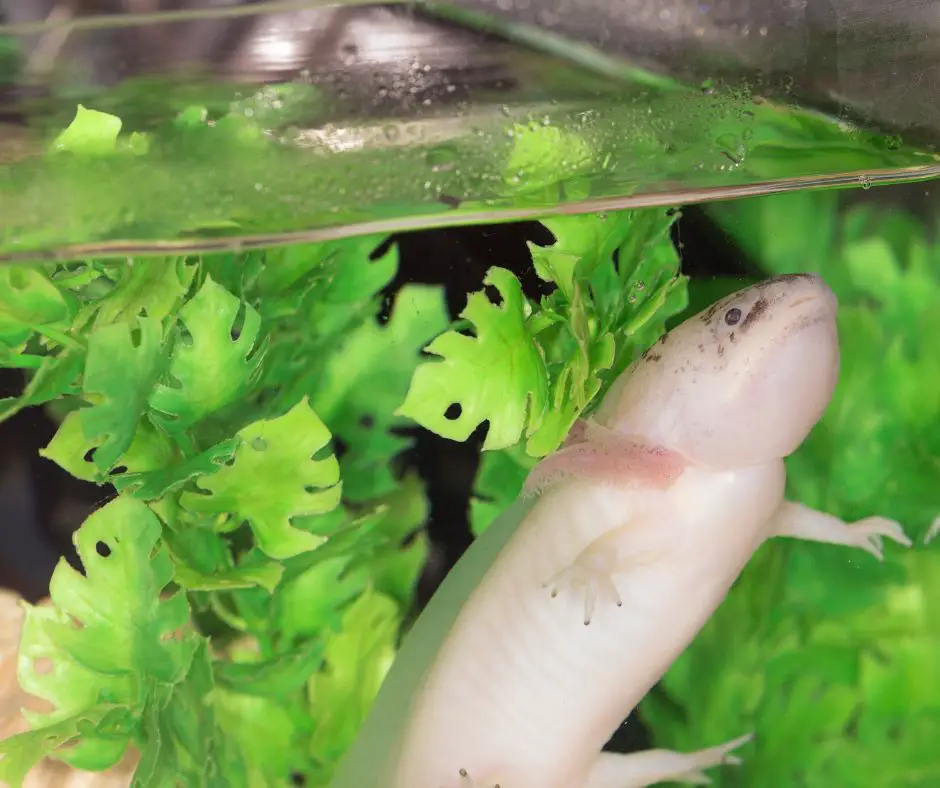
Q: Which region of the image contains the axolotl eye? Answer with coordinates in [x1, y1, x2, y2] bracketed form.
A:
[724, 307, 742, 326]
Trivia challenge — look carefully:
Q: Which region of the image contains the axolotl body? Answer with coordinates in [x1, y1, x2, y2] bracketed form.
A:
[329, 273, 911, 788]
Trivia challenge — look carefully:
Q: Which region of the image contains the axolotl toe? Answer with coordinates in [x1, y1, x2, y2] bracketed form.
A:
[329, 273, 911, 788]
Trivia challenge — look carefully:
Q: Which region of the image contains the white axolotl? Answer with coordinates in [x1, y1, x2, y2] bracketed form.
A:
[329, 273, 911, 788]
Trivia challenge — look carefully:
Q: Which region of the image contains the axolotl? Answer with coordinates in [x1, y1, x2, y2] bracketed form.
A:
[329, 273, 911, 788]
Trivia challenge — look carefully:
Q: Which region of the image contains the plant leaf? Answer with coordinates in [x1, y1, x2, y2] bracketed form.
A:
[0, 497, 199, 784]
[91, 256, 195, 329]
[50, 105, 122, 156]
[112, 439, 238, 500]
[0, 349, 83, 424]
[149, 275, 264, 434]
[398, 267, 549, 450]
[0, 265, 76, 353]
[180, 398, 341, 559]
[80, 317, 167, 470]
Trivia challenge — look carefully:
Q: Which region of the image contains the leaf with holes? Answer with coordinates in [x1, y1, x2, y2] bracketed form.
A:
[41, 409, 177, 483]
[0, 265, 76, 351]
[180, 398, 341, 559]
[80, 316, 167, 470]
[149, 275, 264, 434]
[311, 284, 449, 501]
[0, 497, 200, 784]
[91, 256, 195, 329]
[111, 438, 238, 500]
[397, 267, 549, 450]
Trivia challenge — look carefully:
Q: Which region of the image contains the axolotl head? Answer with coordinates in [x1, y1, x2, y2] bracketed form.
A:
[594, 273, 840, 470]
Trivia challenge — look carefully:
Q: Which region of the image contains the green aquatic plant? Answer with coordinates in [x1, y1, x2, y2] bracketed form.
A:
[0, 109, 687, 785]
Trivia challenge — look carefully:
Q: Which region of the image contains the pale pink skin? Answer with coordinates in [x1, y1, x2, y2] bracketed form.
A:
[330, 274, 911, 788]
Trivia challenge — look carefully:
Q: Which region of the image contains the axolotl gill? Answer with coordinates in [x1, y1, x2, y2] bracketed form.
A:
[329, 273, 911, 788]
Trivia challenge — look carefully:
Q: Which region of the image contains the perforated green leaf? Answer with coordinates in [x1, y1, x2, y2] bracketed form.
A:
[180, 398, 341, 559]
[91, 256, 195, 329]
[149, 275, 264, 433]
[41, 409, 176, 483]
[398, 267, 548, 450]
[80, 316, 167, 470]
[0, 497, 199, 785]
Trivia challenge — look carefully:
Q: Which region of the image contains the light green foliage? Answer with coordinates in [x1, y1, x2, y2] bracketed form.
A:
[89, 257, 195, 330]
[0, 497, 201, 785]
[399, 267, 550, 450]
[49, 104, 149, 158]
[505, 120, 594, 201]
[81, 317, 167, 470]
[401, 211, 687, 461]
[149, 275, 265, 433]
[181, 399, 341, 560]
[0, 265, 76, 354]
[638, 191, 940, 786]
[50, 105, 123, 156]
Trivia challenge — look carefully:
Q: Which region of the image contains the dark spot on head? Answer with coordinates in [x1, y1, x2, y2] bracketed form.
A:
[740, 297, 769, 331]
[95, 541, 112, 558]
[444, 403, 462, 420]
[724, 307, 742, 326]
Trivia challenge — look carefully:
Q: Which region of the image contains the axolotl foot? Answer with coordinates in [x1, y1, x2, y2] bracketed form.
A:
[544, 559, 623, 627]
[542, 525, 651, 626]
